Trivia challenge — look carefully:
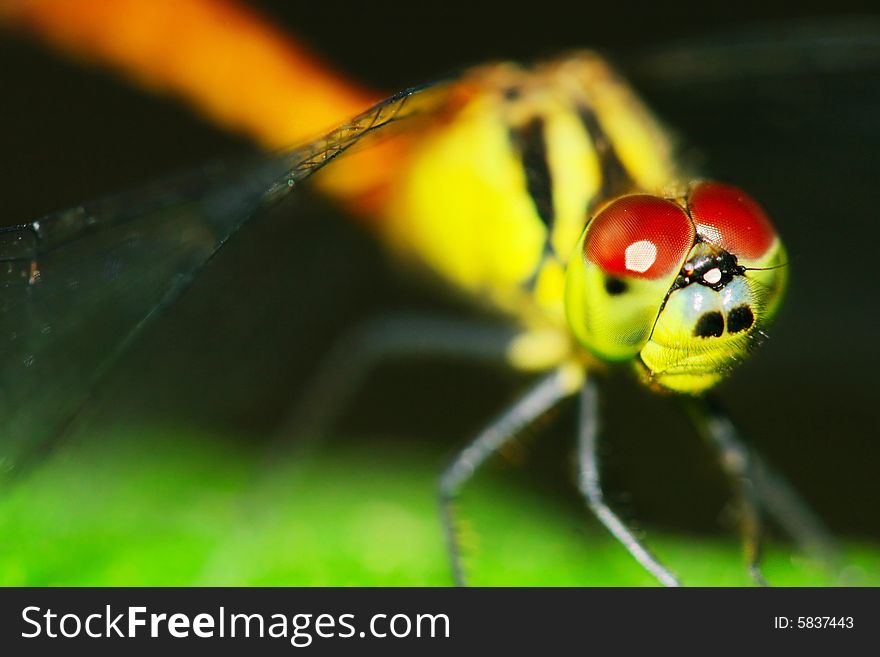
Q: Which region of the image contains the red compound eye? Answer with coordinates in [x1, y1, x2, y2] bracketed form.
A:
[584, 195, 695, 280]
[687, 182, 776, 260]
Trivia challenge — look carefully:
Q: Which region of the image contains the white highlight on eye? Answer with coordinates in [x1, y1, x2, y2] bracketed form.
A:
[624, 240, 657, 273]
[697, 223, 722, 244]
[703, 268, 722, 285]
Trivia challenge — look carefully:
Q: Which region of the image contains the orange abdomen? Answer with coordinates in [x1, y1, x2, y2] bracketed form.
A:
[0, 0, 406, 216]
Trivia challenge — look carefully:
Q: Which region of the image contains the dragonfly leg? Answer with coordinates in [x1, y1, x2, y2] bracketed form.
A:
[277, 314, 522, 441]
[577, 380, 682, 587]
[749, 454, 841, 573]
[683, 396, 768, 586]
[438, 366, 582, 586]
[685, 396, 840, 580]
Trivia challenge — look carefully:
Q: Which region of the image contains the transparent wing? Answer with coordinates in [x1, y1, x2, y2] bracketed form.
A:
[0, 82, 446, 481]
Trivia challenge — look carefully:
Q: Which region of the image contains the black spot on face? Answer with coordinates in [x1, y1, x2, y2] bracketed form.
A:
[694, 311, 725, 338]
[604, 276, 627, 296]
[727, 305, 755, 334]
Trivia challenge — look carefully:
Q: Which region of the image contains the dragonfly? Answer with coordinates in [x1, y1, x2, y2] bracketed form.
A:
[2, 2, 878, 586]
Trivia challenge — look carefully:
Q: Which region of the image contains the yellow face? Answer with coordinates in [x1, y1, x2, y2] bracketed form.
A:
[565, 181, 787, 394]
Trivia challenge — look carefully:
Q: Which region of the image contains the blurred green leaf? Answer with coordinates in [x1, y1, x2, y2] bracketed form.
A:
[0, 428, 877, 586]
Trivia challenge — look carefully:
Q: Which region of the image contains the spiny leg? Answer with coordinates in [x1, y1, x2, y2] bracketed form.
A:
[235, 315, 526, 573]
[684, 395, 840, 583]
[577, 379, 681, 587]
[683, 396, 768, 586]
[749, 453, 840, 572]
[439, 366, 582, 586]
[275, 314, 522, 444]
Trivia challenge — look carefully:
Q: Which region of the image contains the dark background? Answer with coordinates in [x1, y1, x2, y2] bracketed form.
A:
[0, 0, 878, 543]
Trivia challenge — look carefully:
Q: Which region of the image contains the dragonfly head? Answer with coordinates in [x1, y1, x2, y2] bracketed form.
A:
[564, 181, 787, 394]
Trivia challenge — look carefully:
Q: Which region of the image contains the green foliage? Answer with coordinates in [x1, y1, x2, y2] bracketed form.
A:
[1, 428, 877, 586]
